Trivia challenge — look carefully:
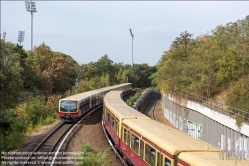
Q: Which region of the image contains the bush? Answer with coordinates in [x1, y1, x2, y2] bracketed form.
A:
[75, 141, 110, 166]
[1, 94, 62, 151]
[25, 96, 46, 128]
[6, 132, 25, 150]
[126, 89, 142, 106]
[226, 77, 249, 122]
[45, 95, 61, 114]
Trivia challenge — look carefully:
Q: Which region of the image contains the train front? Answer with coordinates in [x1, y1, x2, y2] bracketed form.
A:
[58, 99, 79, 122]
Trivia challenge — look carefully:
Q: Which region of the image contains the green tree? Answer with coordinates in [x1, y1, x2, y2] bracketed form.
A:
[217, 48, 243, 85]
[0, 33, 24, 108]
[189, 35, 222, 97]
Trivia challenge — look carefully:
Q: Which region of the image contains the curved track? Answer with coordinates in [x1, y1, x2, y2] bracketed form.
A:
[20, 105, 103, 166]
[22, 123, 73, 166]
[6, 90, 136, 166]
[141, 97, 160, 120]
[62, 90, 136, 166]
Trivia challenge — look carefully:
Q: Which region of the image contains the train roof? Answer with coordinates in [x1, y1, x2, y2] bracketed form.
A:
[60, 83, 131, 101]
[122, 119, 220, 155]
[178, 151, 249, 166]
[104, 91, 150, 120]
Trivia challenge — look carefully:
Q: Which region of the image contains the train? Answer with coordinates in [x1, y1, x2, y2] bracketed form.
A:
[58, 83, 132, 122]
[102, 90, 249, 166]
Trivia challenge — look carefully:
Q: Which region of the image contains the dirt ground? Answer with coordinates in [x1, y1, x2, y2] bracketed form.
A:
[154, 99, 176, 128]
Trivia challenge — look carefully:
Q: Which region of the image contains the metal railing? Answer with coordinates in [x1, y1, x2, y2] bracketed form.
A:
[185, 93, 249, 123]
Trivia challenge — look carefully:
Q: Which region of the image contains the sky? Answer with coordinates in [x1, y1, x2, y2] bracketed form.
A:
[1, 1, 249, 66]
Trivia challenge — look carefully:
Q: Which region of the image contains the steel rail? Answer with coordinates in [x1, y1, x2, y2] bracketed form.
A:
[22, 122, 65, 166]
[151, 99, 160, 121]
[41, 124, 74, 166]
[50, 105, 103, 166]
[101, 121, 128, 166]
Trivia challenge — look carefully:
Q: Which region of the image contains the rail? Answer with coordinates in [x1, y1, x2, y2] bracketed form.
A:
[22, 122, 67, 166]
[137, 89, 249, 123]
[184, 93, 249, 123]
[50, 104, 103, 166]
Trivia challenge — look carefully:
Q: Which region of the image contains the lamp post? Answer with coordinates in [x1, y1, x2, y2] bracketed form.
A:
[25, 0, 37, 51]
[129, 28, 134, 66]
[75, 79, 78, 94]
[17, 31, 25, 46]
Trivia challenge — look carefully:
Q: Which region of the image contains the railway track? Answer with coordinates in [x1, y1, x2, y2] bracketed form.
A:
[62, 90, 136, 166]
[5, 89, 135, 166]
[101, 121, 128, 166]
[22, 123, 73, 166]
[142, 97, 159, 120]
[19, 104, 103, 166]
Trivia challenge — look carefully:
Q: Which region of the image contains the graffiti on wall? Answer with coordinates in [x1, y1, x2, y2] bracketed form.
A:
[187, 120, 202, 139]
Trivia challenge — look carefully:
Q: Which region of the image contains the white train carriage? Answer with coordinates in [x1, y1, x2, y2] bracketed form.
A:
[58, 83, 131, 122]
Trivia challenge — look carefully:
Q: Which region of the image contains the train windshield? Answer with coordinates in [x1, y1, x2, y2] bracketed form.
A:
[60, 101, 77, 112]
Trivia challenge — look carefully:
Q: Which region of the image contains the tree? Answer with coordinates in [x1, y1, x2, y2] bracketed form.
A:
[0, 33, 24, 108]
[217, 48, 243, 85]
[189, 35, 222, 97]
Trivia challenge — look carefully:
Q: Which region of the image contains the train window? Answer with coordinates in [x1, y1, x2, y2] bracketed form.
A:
[165, 157, 171, 166]
[140, 140, 144, 159]
[111, 117, 115, 129]
[123, 128, 127, 143]
[60, 101, 77, 112]
[157, 152, 163, 166]
[106, 112, 109, 123]
[131, 134, 139, 154]
[104, 109, 107, 119]
[145, 144, 156, 166]
[115, 120, 119, 134]
[107, 112, 111, 124]
[127, 131, 131, 147]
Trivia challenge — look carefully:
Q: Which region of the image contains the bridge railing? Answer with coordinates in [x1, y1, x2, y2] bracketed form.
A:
[185, 93, 249, 123]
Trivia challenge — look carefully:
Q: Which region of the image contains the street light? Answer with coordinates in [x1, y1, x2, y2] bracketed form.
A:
[75, 79, 78, 94]
[129, 28, 134, 66]
[25, 0, 37, 51]
[17, 31, 25, 46]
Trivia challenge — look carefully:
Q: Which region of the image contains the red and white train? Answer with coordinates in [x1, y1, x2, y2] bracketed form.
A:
[58, 83, 132, 122]
[102, 91, 249, 166]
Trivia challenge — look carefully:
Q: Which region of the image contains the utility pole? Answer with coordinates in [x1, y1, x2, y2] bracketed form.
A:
[129, 28, 134, 66]
[75, 79, 78, 94]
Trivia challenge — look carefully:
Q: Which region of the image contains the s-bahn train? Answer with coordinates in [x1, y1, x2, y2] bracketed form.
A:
[58, 83, 131, 122]
[102, 91, 249, 166]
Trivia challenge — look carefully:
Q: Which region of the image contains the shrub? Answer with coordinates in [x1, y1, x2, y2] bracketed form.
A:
[126, 89, 142, 106]
[6, 132, 25, 150]
[2, 94, 61, 151]
[75, 141, 110, 166]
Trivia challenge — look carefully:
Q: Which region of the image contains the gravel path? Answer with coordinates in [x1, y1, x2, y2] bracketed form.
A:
[154, 99, 176, 128]
[65, 108, 122, 166]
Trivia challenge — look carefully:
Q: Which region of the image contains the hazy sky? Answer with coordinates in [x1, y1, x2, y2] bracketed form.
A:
[1, 1, 249, 66]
